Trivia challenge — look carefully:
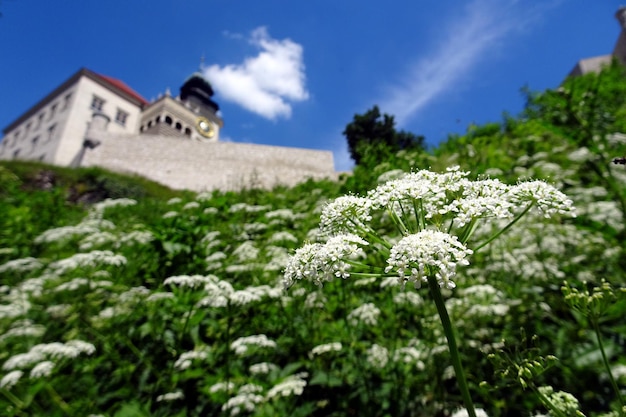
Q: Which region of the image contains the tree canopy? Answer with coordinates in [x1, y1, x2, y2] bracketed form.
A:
[343, 106, 425, 165]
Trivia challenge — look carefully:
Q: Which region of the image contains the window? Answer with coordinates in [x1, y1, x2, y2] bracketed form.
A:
[165, 116, 173, 125]
[13, 149, 20, 158]
[47, 124, 56, 142]
[49, 103, 57, 120]
[39, 154, 46, 162]
[35, 113, 45, 130]
[32, 136, 40, 148]
[25, 122, 32, 135]
[184, 127, 192, 136]
[91, 95, 105, 111]
[62, 93, 73, 111]
[115, 109, 129, 126]
[175, 122, 182, 131]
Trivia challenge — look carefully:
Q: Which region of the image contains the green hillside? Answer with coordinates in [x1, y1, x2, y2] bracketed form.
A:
[1, 62, 626, 417]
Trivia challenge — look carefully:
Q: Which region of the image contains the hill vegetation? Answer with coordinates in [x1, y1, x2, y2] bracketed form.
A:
[1, 61, 626, 417]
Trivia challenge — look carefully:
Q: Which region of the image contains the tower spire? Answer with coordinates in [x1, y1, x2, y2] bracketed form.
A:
[199, 53, 205, 71]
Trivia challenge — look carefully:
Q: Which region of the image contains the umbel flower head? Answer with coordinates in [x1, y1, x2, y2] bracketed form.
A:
[386, 230, 472, 290]
[283, 167, 575, 291]
[283, 234, 368, 289]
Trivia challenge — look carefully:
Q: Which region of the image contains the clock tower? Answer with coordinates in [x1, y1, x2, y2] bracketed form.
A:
[138, 71, 223, 142]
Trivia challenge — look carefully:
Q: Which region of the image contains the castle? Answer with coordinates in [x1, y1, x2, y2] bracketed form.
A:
[569, 7, 626, 76]
[0, 68, 336, 191]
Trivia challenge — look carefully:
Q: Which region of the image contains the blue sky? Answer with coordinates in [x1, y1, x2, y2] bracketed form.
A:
[0, 1, 622, 171]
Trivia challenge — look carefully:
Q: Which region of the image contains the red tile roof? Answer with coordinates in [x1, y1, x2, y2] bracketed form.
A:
[95, 73, 149, 106]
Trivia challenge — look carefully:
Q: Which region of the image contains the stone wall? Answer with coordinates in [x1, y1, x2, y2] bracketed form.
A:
[81, 131, 337, 191]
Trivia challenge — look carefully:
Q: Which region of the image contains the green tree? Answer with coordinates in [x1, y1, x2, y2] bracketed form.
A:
[343, 106, 425, 165]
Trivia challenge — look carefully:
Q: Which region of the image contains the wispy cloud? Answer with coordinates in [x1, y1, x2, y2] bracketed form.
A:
[204, 27, 309, 120]
[380, 0, 554, 126]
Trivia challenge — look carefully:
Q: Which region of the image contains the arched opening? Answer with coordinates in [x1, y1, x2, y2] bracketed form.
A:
[175, 122, 182, 131]
[184, 127, 192, 136]
[165, 116, 173, 125]
[147, 121, 153, 128]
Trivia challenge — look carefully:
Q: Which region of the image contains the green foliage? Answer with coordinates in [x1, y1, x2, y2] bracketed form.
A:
[1, 63, 626, 417]
[343, 105, 425, 165]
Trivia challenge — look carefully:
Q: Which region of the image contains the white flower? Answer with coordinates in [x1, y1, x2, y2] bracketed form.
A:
[156, 390, 184, 402]
[92, 197, 137, 212]
[167, 197, 182, 205]
[304, 291, 327, 309]
[347, 303, 380, 326]
[30, 361, 55, 379]
[232, 241, 259, 262]
[183, 201, 200, 210]
[209, 381, 235, 393]
[3, 351, 45, 370]
[385, 230, 472, 290]
[283, 234, 368, 288]
[366, 344, 389, 369]
[230, 335, 277, 356]
[79, 231, 116, 250]
[508, 180, 576, 218]
[0, 321, 45, 342]
[0, 257, 43, 273]
[451, 408, 489, 417]
[266, 372, 308, 399]
[310, 342, 342, 357]
[0, 370, 23, 389]
[222, 387, 265, 415]
[320, 196, 373, 235]
[162, 211, 178, 219]
[174, 349, 209, 370]
[47, 250, 126, 275]
[116, 230, 154, 247]
[393, 291, 423, 306]
[229, 289, 263, 306]
[164, 274, 214, 289]
[268, 231, 299, 244]
[146, 292, 175, 302]
[393, 347, 425, 368]
[249, 362, 278, 375]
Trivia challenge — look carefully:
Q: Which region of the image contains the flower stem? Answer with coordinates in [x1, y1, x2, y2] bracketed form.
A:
[473, 203, 533, 252]
[427, 276, 476, 417]
[591, 318, 625, 413]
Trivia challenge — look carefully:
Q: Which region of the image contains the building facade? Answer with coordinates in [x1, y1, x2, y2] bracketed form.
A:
[0, 68, 336, 191]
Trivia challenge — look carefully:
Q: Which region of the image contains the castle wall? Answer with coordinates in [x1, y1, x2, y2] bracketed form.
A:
[81, 131, 337, 191]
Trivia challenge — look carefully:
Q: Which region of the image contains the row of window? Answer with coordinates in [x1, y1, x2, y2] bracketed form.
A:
[2, 124, 57, 150]
[9, 148, 46, 161]
[91, 95, 129, 127]
[8, 93, 72, 146]
[140, 114, 193, 137]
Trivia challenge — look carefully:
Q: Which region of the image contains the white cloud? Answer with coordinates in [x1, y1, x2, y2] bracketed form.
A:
[380, 0, 556, 126]
[204, 27, 309, 120]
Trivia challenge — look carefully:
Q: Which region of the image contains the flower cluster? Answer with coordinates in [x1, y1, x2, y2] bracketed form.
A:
[266, 372, 308, 399]
[310, 342, 342, 357]
[283, 234, 367, 288]
[230, 334, 277, 356]
[284, 167, 575, 291]
[385, 230, 472, 290]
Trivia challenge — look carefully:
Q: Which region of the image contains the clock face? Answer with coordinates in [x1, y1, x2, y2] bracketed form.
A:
[196, 117, 215, 138]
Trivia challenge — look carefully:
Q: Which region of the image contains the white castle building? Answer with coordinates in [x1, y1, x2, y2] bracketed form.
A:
[0, 68, 336, 191]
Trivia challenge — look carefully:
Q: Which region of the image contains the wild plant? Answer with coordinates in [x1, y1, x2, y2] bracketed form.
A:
[284, 166, 576, 417]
